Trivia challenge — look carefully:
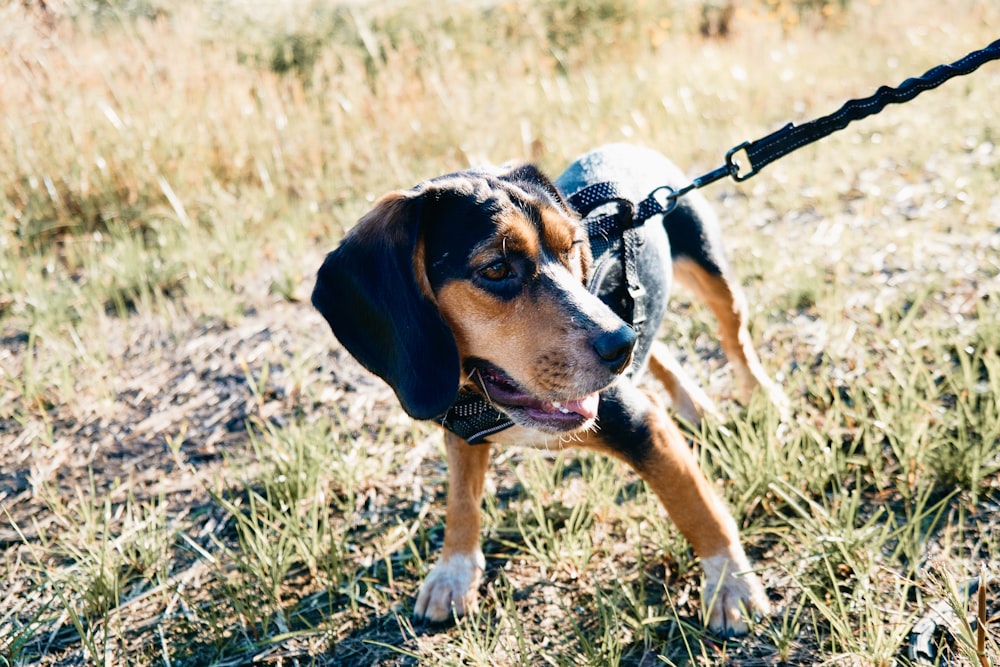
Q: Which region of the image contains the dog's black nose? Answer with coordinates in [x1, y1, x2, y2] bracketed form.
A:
[593, 326, 637, 374]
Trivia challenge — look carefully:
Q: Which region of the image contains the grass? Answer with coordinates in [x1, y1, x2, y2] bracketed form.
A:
[1, 0, 999, 664]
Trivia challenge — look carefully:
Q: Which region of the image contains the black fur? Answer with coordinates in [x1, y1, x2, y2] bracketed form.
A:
[421, 187, 503, 292]
[593, 383, 655, 465]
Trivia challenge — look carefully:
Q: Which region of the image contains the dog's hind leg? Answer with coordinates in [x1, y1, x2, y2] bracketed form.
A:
[647, 340, 721, 426]
[671, 258, 787, 414]
[660, 188, 787, 413]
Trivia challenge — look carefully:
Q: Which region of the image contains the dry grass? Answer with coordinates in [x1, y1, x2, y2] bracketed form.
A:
[1, 0, 999, 664]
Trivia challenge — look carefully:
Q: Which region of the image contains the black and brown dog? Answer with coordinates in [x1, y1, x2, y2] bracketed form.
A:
[313, 144, 786, 636]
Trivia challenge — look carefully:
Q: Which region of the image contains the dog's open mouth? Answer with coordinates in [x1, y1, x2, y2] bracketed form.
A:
[471, 362, 600, 432]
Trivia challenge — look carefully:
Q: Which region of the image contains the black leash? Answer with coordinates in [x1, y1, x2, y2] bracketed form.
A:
[663, 38, 1000, 205]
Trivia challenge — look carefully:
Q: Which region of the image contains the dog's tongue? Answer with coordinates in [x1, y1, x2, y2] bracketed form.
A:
[558, 393, 600, 420]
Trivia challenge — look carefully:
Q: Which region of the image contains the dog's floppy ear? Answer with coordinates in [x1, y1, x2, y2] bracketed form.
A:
[312, 190, 459, 420]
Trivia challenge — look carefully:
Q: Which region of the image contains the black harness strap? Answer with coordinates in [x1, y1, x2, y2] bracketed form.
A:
[567, 183, 677, 327]
[566, 181, 633, 217]
[567, 183, 645, 324]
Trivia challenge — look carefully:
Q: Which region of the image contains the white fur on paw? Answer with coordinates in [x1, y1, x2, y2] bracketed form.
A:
[701, 549, 771, 637]
[413, 550, 485, 622]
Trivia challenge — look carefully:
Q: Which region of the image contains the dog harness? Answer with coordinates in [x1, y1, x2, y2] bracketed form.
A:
[439, 182, 676, 444]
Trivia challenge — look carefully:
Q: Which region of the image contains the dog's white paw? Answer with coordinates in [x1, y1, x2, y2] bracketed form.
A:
[413, 550, 485, 622]
[701, 549, 770, 637]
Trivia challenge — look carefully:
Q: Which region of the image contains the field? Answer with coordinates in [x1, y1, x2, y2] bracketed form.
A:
[1, 0, 999, 664]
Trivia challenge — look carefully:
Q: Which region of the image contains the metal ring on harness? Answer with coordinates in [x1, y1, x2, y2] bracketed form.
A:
[637, 185, 683, 222]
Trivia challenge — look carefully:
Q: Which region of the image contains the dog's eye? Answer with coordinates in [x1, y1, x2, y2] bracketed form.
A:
[479, 260, 513, 282]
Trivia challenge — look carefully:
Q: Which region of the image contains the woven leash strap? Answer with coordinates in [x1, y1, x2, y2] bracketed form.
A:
[734, 37, 1000, 181]
[671, 38, 1000, 198]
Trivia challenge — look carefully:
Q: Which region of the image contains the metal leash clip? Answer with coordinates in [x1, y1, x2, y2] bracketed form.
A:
[725, 141, 756, 181]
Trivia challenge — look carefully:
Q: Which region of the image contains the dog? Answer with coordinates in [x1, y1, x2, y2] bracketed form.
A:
[312, 144, 786, 636]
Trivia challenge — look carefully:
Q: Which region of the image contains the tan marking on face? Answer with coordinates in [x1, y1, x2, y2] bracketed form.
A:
[537, 203, 590, 281]
[436, 280, 603, 401]
[539, 206, 576, 258]
[492, 209, 540, 264]
[431, 206, 540, 355]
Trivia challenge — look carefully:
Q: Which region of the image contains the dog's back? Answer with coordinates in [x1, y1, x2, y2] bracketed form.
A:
[556, 143, 688, 203]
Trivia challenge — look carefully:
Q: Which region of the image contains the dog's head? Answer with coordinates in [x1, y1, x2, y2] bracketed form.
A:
[313, 164, 636, 433]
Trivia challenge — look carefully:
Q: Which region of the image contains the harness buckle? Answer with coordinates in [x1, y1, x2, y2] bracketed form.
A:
[627, 280, 647, 326]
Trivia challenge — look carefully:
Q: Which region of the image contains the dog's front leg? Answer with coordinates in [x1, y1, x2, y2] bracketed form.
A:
[414, 432, 490, 622]
[583, 385, 770, 637]
[639, 396, 770, 636]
